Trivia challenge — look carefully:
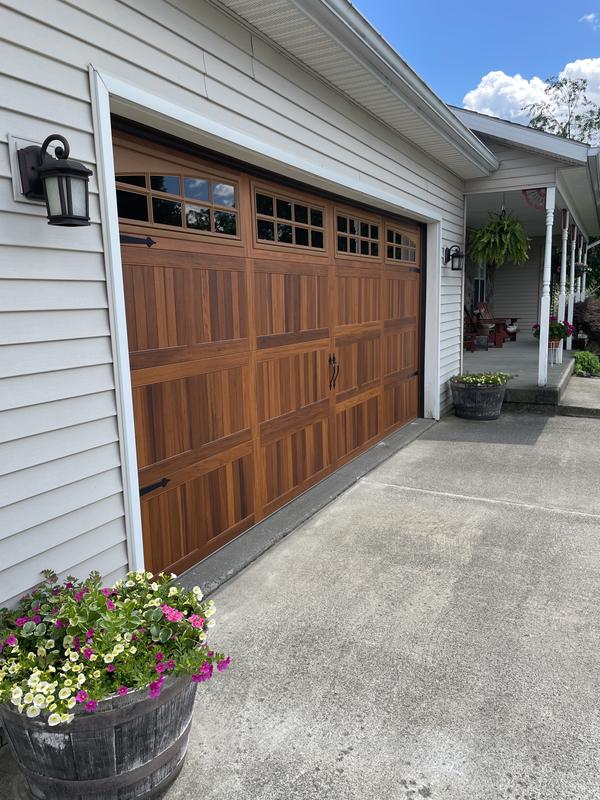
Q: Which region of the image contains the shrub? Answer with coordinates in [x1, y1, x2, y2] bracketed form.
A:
[0, 570, 229, 725]
[574, 298, 600, 343]
[573, 350, 600, 376]
[450, 372, 511, 386]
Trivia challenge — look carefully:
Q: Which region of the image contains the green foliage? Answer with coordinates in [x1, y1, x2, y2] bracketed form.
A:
[451, 372, 511, 386]
[524, 77, 600, 145]
[0, 570, 229, 726]
[573, 350, 600, 376]
[467, 213, 530, 267]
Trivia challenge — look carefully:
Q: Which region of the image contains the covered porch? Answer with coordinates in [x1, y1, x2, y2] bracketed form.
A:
[454, 107, 600, 395]
[464, 338, 574, 405]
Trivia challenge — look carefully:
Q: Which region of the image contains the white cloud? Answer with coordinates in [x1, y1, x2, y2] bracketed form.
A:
[579, 12, 599, 30]
[462, 58, 600, 123]
[462, 70, 547, 123]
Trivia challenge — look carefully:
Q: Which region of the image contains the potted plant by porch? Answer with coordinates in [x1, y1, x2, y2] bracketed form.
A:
[532, 316, 575, 347]
[467, 211, 530, 267]
[450, 372, 511, 420]
[0, 569, 230, 800]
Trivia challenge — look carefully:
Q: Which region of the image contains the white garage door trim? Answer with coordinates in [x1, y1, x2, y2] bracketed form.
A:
[88, 65, 442, 573]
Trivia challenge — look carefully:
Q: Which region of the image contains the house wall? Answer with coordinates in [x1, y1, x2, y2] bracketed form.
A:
[488, 238, 544, 332]
[0, 0, 467, 606]
[464, 136, 558, 194]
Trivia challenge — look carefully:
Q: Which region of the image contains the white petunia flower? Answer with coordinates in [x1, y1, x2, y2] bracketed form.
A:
[26, 706, 40, 718]
[58, 688, 71, 700]
[47, 714, 61, 727]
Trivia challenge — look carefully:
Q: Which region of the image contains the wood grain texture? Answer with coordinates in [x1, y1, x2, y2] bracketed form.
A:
[116, 132, 422, 574]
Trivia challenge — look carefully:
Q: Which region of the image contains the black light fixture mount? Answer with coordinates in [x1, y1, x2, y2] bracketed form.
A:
[17, 134, 93, 226]
[444, 245, 464, 271]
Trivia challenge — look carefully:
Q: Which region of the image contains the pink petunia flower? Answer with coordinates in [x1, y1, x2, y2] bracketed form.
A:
[84, 700, 98, 713]
[155, 651, 164, 662]
[82, 647, 94, 660]
[217, 657, 231, 673]
[85, 629, 95, 640]
[31, 615, 42, 625]
[101, 588, 112, 597]
[161, 604, 184, 623]
[165, 660, 175, 671]
[156, 662, 166, 674]
[75, 690, 89, 703]
[149, 677, 164, 699]
[188, 614, 205, 629]
[54, 619, 63, 629]
[106, 664, 116, 673]
[106, 599, 116, 611]
[14, 617, 29, 628]
[118, 686, 128, 696]
[5, 635, 17, 646]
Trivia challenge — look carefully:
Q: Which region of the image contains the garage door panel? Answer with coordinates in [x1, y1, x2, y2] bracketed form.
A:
[256, 346, 329, 424]
[141, 449, 254, 574]
[336, 273, 380, 326]
[383, 376, 419, 432]
[383, 328, 418, 378]
[335, 392, 380, 462]
[262, 417, 330, 512]
[384, 269, 420, 322]
[254, 269, 328, 343]
[123, 263, 193, 354]
[334, 333, 381, 402]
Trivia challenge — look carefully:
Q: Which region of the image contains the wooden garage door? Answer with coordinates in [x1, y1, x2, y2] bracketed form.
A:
[113, 132, 421, 574]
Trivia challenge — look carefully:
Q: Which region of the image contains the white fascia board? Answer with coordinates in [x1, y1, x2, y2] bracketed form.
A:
[451, 106, 590, 165]
[556, 171, 592, 240]
[291, 0, 498, 177]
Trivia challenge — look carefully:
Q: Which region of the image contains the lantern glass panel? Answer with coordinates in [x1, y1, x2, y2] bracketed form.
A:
[70, 177, 87, 218]
[44, 176, 62, 217]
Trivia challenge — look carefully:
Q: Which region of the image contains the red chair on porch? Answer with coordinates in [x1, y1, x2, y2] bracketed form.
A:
[477, 302, 519, 342]
[464, 306, 501, 349]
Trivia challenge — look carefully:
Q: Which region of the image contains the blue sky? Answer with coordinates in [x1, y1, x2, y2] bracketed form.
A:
[354, 0, 600, 117]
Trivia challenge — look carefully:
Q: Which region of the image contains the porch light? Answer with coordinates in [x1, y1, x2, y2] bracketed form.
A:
[444, 245, 464, 271]
[17, 134, 92, 226]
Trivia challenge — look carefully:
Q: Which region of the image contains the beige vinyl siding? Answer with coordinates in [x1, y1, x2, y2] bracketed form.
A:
[490, 238, 543, 332]
[0, 0, 468, 604]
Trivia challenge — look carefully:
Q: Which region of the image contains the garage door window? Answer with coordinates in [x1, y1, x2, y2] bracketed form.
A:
[116, 173, 238, 237]
[386, 226, 418, 264]
[255, 190, 325, 249]
[336, 214, 379, 257]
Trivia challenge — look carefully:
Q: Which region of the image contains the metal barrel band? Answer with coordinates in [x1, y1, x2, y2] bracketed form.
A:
[17, 718, 192, 796]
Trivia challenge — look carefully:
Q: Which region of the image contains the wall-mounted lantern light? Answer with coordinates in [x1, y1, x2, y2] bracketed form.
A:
[444, 245, 464, 271]
[17, 134, 92, 226]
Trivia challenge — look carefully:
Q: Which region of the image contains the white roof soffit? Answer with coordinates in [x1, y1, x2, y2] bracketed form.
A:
[452, 106, 590, 165]
[213, 0, 498, 179]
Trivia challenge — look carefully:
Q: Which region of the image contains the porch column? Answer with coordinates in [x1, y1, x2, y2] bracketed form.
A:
[538, 187, 555, 387]
[557, 209, 569, 364]
[576, 276, 582, 302]
[582, 243, 588, 300]
[566, 225, 577, 350]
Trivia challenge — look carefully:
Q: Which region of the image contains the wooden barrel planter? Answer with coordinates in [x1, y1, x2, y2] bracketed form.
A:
[450, 381, 507, 420]
[0, 676, 197, 800]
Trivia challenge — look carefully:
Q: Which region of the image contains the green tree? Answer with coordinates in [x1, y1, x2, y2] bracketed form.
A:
[524, 77, 600, 145]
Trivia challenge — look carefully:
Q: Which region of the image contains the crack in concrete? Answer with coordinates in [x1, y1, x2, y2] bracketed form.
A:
[362, 479, 600, 521]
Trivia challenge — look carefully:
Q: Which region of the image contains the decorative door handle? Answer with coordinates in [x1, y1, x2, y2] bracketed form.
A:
[139, 477, 170, 497]
[328, 353, 336, 389]
[332, 360, 340, 389]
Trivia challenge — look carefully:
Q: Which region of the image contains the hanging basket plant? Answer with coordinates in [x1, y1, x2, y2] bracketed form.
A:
[467, 212, 530, 267]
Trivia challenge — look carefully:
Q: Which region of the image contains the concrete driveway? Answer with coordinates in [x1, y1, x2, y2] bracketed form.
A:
[2, 413, 600, 799]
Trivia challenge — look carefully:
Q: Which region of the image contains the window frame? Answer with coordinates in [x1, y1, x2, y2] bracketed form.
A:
[384, 223, 421, 267]
[114, 171, 242, 241]
[334, 208, 382, 261]
[252, 183, 327, 255]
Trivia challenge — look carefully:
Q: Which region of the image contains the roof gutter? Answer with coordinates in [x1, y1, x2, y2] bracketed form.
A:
[291, 0, 499, 176]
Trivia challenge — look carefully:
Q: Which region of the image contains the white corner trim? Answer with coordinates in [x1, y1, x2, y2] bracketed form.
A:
[424, 221, 442, 420]
[89, 66, 144, 572]
[556, 172, 590, 240]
